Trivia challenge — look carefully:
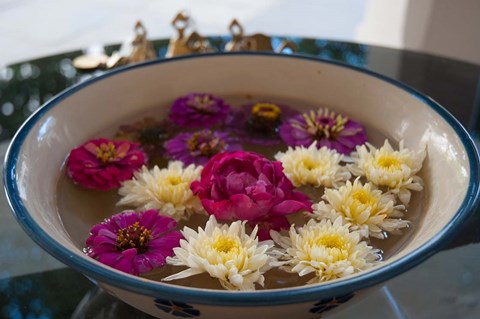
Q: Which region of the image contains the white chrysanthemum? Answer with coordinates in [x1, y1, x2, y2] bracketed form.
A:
[163, 215, 274, 291]
[349, 139, 426, 205]
[118, 161, 203, 221]
[312, 179, 408, 239]
[275, 142, 351, 188]
[270, 218, 380, 284]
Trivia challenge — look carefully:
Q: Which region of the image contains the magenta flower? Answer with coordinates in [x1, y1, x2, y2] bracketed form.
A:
[191, 151, 312, 238]
[279, 108, 367, 155]
[85, 210, 183, 275]
[169, 93, 231, 128]
[164, 129, 242, 165]
[251, 215, 291, 241]
[225, 102, 298, 145]
[66, 138, 147, 190]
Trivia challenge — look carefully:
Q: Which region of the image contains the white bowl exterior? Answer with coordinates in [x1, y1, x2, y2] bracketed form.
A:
[12, 55, 471, 318]
[103, 283, 364, 319]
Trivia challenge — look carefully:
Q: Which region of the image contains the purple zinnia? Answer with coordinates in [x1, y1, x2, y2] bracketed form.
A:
[169, 93, 231, 128]
[225, 102, 298, 145]
[164, 129, 242, 165]
[85, 210, 183, 275]
[279, 108, 367, 155]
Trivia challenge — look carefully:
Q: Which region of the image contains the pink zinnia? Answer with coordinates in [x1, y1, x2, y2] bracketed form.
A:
[191, 151, 312, 239]
[85, 210, 183, 275]
[66, 138, 147, 190]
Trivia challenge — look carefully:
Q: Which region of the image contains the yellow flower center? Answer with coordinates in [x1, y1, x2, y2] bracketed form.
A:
[314, 233, 348, 250]
[247, 103, 283, 136]
[293, 109, 348, 140]
[301, 158, 317, 170]
[96, 142, 118, 163]
[188, 95, 215, 113]
[116, 222, 151, 253]
[251, 103, 282, 121]
[187, 130, 226, 157]
[376, 155, 401, 170]
[351, 189, 376, 206]
[212, 235, 240, 254]
[166, 175, 184, 186]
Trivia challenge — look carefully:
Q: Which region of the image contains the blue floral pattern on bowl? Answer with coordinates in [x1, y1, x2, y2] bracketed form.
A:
[309, 293, 354, 315]
[154, 298, 200, 318]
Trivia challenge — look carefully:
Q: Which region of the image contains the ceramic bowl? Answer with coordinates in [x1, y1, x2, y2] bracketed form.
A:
[4, 53, 479, 319]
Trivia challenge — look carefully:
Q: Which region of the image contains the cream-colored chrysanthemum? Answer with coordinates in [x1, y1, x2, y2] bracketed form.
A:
[163, 215, 274, 291]
[349, 139, 426, 205]
[312, 179, 408, 239]
[270, 218, 380, 284]
[275, 142, 351, 188]
[118, 161, 203, 221]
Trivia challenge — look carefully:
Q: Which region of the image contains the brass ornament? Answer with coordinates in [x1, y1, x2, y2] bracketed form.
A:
[73, 21, 156, 71]
[225, 19, 297, 53]
[72, 12, 298, 71]
[165, 12, 214, 58]
[129, 21, 157, 63]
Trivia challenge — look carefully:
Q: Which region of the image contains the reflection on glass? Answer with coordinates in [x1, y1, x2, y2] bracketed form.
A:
[72, 288, 155, 319]
[0, 269, 92, 318]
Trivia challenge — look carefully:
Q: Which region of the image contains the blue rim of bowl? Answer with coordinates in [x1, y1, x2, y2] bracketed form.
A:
[4, 52, 480, 306]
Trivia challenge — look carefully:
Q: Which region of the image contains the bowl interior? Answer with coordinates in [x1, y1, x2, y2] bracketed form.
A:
[7, 54, 475, 297]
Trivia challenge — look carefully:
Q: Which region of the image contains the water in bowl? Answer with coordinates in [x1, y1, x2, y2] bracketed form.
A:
[56, 94, 426, 290]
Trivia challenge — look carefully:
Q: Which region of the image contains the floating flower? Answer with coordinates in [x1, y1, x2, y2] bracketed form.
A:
[66, 138, 147, 190]
[312, 179, 408, 239]
[85, 210, 182, 275]
[225, 102, 298, 145]
[275, 142, 351, 188]
[190, 151, 312, 238]
[270, 218, 380, 284]
[349, 139, 426, 205]
[163, 215, 274, 291]
[115, 117, 177, 158]
[279, 108, 367, 155]
[169, 93, 231, 128]
[118, 161, 203, 221]
[164, 129, 242, 166]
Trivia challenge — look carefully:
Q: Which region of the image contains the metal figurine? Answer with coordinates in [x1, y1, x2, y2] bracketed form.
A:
[73, 21, 156, 71]
[72, 14, 296, 71]
[129, 21, 157, 63]
[165, 12, 214, 58]
[225, 19, 297, 53]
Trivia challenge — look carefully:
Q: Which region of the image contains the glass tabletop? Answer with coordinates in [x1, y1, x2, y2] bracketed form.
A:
[1, 36, 480, 319]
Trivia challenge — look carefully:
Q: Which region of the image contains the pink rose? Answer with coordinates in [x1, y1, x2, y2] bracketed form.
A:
[191, 151, 312, 239]
[66, 138, 147, 190]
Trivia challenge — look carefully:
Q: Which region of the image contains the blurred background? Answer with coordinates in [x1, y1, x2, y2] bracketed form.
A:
[1, 0, 479, 67]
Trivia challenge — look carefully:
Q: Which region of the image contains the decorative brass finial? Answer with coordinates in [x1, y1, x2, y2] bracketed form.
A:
[165, 11, 214, 58]
[73, 21, 156, 71]
[224, 19, 297, 53]
[224, 19, 248, 51]
[129, 21, 157, 63]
